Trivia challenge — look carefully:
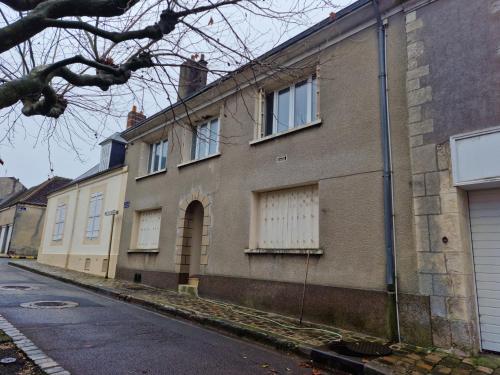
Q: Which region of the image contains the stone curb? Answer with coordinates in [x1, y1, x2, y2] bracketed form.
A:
[0, 314, 70, 375]
[8, 261, 388, 375]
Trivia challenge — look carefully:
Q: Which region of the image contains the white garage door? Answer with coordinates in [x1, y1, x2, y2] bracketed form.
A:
[470, 189, 500, 352]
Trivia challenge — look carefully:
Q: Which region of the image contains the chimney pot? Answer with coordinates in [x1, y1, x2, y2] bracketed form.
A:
[126, 105, 146, 129]
[177, 55, 208, 101]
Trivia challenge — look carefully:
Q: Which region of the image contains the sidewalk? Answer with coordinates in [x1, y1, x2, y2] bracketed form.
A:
[9, 260, 500, 375]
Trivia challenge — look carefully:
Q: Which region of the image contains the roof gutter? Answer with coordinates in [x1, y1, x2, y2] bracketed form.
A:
[372, 0, 400, 342]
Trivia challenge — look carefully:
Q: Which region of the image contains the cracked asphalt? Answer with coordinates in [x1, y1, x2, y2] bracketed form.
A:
[0, 259, 330, 375]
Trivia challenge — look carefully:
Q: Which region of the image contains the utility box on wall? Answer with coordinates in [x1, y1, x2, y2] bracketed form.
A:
[451, 126, 500, 189]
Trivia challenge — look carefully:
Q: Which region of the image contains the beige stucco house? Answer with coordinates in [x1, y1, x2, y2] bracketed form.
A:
[117, 0, 414, 342]
[37, 134, 128, 278]
[0, 177, 71, 257]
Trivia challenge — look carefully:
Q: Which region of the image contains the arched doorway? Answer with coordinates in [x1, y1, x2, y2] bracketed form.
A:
[175, 191, 212, 294]
[182, 200, 204, 286]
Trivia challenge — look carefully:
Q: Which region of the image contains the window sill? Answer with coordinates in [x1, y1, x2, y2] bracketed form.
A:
[177, 152, 221, 168]
[249, 119, 322, 146]
[244, 248, 323, 255]
[127, 249, 159, 254]
[135, 169, 167, 181]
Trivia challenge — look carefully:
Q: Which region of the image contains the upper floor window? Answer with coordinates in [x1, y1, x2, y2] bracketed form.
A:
[191, 118, 219, 160]
[86, 192, 103, 240]
[264, 74, 317, 137]
[52, 203, 67, 241]
[148, 139, 168, 173]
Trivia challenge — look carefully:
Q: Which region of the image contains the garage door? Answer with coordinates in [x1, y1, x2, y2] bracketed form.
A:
[470, 189, 500, 352]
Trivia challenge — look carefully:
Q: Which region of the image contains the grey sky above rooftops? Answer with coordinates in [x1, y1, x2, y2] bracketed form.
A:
[0, 0, 355, 188]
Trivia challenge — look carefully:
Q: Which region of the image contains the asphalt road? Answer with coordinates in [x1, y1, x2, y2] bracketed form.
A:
[0, 259, 328, 375]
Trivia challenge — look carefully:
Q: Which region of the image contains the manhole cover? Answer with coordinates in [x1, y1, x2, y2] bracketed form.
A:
[0, 285, 38, 291]
[0, 357, 16, 364]
[20, 301, 79, 309]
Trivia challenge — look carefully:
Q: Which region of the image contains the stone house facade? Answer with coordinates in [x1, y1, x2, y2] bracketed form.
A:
[402, 0, 500, 352]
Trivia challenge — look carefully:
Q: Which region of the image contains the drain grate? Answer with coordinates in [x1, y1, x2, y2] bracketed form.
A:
[328, 340, 392, 357]
[0, 285, 38, 291]
[20, 300, 79, 309]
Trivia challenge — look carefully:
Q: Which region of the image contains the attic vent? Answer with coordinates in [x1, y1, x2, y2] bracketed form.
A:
[134, 273, 142, 283]
[84, 258, 91, 271]
[101, 259, 108, 273]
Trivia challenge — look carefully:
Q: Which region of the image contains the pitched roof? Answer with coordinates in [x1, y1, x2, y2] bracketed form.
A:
[99, 132, 127, 145]
[0, 176, 72, 209]
[72, 164, 100, 183]
[121, 0, 372, 137]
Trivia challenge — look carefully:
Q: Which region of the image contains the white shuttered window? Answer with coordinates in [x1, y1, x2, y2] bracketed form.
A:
[52, 203, 67, 241]
[86, 192, 103, 239]
[258, 185, 319, 249]
[137, 209, 162, 249]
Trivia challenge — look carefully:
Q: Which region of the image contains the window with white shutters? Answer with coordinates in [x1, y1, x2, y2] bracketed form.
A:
[257, 185, 319, 249]
[52, 203, 67, 241]
[86, 192, 103, 239]
[136, 209, 162, 249]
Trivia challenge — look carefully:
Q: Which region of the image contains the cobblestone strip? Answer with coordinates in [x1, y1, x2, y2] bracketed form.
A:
[10, 260, 500, 375]
[0, 314, 70, 375]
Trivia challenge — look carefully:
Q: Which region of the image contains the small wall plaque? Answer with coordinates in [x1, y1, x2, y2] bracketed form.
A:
[276, 154, 287, 163]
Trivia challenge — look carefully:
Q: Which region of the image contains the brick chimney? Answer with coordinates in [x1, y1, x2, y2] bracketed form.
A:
[177, 54, 208, 101]
[126, 105, 146, 129]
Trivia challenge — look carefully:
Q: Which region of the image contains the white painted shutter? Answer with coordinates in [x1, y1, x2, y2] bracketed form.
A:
[53, 204, 66, 241]
[0, 227, 6, 253]
[258, 185, 319, 249]
[86, 193, 103, 239]
[137, 210, 161, 249]
[470, 189, 500, 352]
[93, 194, 103, 234]
[5, 225, 12, 252]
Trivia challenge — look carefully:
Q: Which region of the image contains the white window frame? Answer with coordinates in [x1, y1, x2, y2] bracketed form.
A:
[86, 192, 103, 240]
[192, 118, 219, 160]
[52, 203, 67, 241]
[148, 139, 168, 174]
[268, 74, 317, 136]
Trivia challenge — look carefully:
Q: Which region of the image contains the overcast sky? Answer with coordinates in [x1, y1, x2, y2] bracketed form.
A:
[0, 0, 355, 188]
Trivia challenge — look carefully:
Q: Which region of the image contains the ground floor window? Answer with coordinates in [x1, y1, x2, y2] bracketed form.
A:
[136, 209, 162, 249]
[0, 225, 12, 254]
[255, 184, 319, 249]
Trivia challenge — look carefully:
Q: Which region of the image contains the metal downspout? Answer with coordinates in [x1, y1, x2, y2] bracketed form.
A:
[64, 183, 80, 269]
[372, 0, 400, 342]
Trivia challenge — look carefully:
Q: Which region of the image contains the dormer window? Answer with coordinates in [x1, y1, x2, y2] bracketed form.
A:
[148, 139, 168, 173]
[263, 74, 318, 137]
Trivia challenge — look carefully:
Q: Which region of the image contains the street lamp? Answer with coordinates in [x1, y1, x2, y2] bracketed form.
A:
[104, 209, 119, 279]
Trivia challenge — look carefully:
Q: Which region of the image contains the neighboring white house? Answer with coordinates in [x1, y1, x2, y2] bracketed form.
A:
[37, 133, 128, 278]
